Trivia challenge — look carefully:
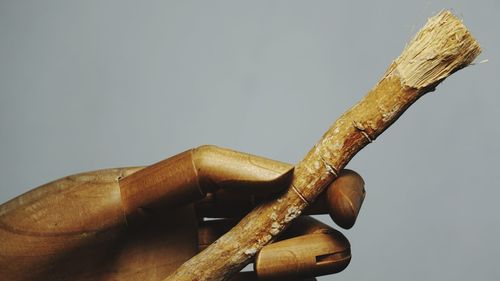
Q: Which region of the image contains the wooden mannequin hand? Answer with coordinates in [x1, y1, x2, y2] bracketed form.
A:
[0, 145, 365, 281]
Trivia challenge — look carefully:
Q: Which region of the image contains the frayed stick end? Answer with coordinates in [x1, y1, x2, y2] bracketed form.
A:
[393, 10, 481, 89]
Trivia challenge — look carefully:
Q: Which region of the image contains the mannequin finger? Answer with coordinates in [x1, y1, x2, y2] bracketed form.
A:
[198, 218, 346, 280]
[303, 169, 365, 229]
[324, 169, 365, 229]
[119, 145, 293, 217]
[255, 219, 350, 280]
[196, 169, 364, 224]
[192, 145, 294, 196]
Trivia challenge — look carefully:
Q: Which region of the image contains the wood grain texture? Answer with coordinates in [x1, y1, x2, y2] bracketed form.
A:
[165, 10, 481, 281]
[0, 168, 199, 280]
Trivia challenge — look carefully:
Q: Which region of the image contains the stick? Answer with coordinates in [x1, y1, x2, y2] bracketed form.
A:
[166, 10, 481, 281]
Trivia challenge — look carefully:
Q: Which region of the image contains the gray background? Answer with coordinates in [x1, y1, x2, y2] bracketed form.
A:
[1, 1, 498, 280]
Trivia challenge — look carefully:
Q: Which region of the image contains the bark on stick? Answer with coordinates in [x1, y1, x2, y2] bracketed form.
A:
[166, 10, 481, 281]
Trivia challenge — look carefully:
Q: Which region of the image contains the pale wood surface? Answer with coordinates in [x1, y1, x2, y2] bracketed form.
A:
[0, 167, 199, 280]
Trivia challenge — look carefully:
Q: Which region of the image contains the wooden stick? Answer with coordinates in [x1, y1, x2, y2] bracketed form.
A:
[166, 10, 481, 281]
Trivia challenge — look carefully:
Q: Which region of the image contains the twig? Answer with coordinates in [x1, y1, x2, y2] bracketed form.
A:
[165, 10, 481, 281]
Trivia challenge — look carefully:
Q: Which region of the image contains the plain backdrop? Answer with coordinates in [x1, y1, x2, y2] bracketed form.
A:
[1, 1, 499, 280]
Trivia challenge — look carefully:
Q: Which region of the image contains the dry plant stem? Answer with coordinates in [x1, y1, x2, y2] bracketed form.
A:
[166, 11, 481, 281]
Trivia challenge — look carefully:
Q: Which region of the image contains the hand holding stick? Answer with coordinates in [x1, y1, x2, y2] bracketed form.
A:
[166, 10, 481, 281]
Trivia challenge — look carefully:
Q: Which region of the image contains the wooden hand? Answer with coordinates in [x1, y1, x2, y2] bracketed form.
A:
[0, 145, 365, 281]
